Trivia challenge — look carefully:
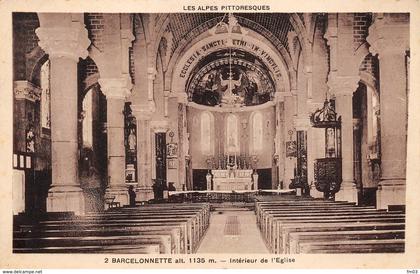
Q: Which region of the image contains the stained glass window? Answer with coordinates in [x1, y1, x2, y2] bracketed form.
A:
[226, 114, 239, 153]
[201, 112, 213, 155]
[251, 112, 263, 152]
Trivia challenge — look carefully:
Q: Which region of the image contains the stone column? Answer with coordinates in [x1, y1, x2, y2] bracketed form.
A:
[131, 105, 154, 201]
[329, 75, 359, 203]
[147, 68, 157, 111]
[367, 14, 409, 209]
[36, 22, 90, 215]
[98, 77, 132, 206]
[177, 93, 189, 191]
[273, 93, 284, 189]
[283, 93, 296, 188]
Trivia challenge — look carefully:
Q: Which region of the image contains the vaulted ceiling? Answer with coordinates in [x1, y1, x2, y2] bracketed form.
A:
[166, 13, 297, 57]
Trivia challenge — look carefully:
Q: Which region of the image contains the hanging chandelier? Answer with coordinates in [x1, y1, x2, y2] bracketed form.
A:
[208, 14, 248, 107]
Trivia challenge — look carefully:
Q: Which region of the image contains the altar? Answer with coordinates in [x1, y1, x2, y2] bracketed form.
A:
[212, 169, 253, 191]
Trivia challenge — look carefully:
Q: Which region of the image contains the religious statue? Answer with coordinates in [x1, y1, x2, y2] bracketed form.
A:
[128, 185, 136, 207]
[26, 127, 35, 153]
[184, 133, 190, 156]
[252, 170, 259, 190]
[206, 171, 212, 190]
[219, 71, 244, 106]
[202, 73, 220, 106]
[128, 128, 136, 151]
[205, 73, 217, 91]
[326, 127, 336, 157]
[245, 80, 258, 105]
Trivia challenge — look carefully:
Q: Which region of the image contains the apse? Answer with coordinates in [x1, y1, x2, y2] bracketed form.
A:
[186, 49, 276, 107]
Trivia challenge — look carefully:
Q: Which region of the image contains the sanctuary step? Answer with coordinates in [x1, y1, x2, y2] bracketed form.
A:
[255, 197, 405, 254]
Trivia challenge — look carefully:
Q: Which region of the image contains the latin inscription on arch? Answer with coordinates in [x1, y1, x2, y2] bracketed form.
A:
[179, 38, 282, 80]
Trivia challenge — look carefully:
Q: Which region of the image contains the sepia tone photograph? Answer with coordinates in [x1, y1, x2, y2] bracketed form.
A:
[1, 0, 420, 270]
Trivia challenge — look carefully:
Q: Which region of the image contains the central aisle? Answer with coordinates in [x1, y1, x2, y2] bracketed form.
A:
[196, 207, 269, 253]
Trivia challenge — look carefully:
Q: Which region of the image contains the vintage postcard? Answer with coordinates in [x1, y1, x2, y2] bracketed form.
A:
[0, 0, 419, 270]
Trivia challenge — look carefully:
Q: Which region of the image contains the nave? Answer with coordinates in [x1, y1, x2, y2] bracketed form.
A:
[13, 193, 405, 254]
[196, 205, 269, 253]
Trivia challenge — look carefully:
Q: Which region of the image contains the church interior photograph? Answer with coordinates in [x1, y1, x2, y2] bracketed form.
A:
[11, 12, 409, 254]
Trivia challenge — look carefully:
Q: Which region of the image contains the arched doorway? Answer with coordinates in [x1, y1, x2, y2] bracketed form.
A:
[353, 82, 381, 206]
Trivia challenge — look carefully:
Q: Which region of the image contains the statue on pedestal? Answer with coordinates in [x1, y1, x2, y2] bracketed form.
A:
[252, 170, 259, 190]
[128, 128, 136, 151]
[206, 171, 212, 191]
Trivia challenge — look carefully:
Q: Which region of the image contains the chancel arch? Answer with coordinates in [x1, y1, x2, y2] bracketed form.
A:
[170, 28, 292, 97]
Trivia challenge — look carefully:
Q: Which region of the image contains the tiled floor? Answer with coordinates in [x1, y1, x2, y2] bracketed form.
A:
[197, 209, 269, 253]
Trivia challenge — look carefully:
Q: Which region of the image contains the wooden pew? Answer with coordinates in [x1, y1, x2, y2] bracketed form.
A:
[16, 203, 211, 254]
[262, 210, 400, 240]
[13, 203, 211, 254]
[259, 207, 383, 234]
[279, 222, 405, 254]
[255, 202, 358, 224]
[256, 199, 405, 254]
[14, 226, 182, 254]
[255, 201, 404, 253]
[29, 218, 194, 253]
[85, 210, 208, 237]
[288, 229, 405, 253]
[38, 216, 198, 252]
[298, 239, 405, 253]
[14, 244, 160, 254]
[14, 234, 172, 253]
[269, 214, 405, 253]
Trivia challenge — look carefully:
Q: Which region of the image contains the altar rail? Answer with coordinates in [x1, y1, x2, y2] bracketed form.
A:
[168, 190, 295, 203]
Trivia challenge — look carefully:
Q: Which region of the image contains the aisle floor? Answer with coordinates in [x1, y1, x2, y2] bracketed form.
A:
[196, 208, 269, 253]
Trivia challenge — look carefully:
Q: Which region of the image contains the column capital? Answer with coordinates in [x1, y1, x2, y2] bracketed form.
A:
[294, 117, 310, 130]
[323, 27, 338, 47]
[35, 22, 91, 61]
[151, 120, 169, 133]
[121, 29, 135, 44]
[14, 81, 41, 102]
[147, 67, 157, 80]
[323, 14, 338, 46]
[367, 14, 409, 57]
[273, 92, 285, 103]
[98, 76, 133, 99]
[177, 92, 189, 104]
[327, 74, 360, 96]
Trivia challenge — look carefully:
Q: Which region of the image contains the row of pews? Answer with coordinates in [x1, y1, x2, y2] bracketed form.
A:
[13, 203, 210, 254]
[255, 198, 405, 254]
